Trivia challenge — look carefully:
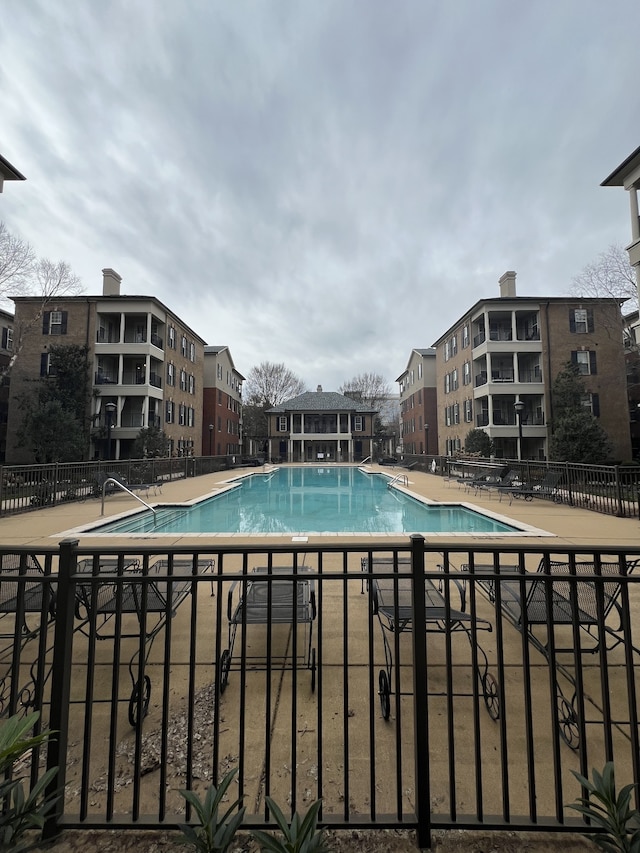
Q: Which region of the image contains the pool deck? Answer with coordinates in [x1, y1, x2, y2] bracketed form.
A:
[2, 462, 638, 550]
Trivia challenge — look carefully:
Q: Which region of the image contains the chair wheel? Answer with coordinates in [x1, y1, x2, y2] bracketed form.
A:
[128, 675, 151, 727]
[219, 649, 231, 695]
[378, 669, 391, 721]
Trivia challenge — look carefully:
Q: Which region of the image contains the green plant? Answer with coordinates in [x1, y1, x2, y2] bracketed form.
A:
[569, 762, 640, 852]
[251, 798, 330, 853]
[0, 711, 58, 852]
[178, 768, 246, 852]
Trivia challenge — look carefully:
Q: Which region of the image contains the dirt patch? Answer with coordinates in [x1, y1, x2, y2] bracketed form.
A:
[34, 827, 593, 852]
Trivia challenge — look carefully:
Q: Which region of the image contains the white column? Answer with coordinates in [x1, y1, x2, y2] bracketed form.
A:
[630, 186, 640, 241]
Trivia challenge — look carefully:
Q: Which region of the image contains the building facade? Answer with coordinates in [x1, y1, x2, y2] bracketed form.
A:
[266, 387, 378, 463]
[202, 346, 244, 457]
[432, 271, 632, 461]
[396, 348, 438, 455]
[602, 145, 640, 299]
[6, 268, 206, 462]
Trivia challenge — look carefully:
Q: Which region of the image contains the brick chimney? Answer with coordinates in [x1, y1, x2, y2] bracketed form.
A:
[316, 385, 323, 393]
[499, 270, 516, 298]
[102, 268, 122, 296]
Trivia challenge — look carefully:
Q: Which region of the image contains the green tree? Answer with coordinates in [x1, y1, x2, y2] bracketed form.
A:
[17, 344, 93, 462]
[549, 363, 613, 463]
[464, 428, 493, 457]
[132, 425, 169, 458]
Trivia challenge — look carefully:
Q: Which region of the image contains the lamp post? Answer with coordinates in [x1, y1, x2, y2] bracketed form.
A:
[105, 401, 117, 461]
[208, 423, 214, 456]
[514, 400, 525, 461]
[424, 423, 429, 455]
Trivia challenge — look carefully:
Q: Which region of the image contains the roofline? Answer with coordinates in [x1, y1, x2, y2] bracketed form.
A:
[0, 153, 26, 182]
[203, 345, 245, 379]
[11, 293, 208, 345]
[601, 144, 640, 186]
[431, 294, 625, 347]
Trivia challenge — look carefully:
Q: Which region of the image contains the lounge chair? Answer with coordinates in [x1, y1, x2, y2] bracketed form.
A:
[457, 465, 510, 493]
[498, 470, 564, 505]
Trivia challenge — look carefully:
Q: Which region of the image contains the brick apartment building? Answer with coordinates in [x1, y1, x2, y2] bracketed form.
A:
[202, 346, 244, 457]
[6, 269, 206, 463]
[396, 348, 438, 455]
[431, 271, 632, 461]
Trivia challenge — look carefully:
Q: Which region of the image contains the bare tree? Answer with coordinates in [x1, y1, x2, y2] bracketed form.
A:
[0, 221, 84, 376]
[0, 221, 36, 297]
[339, 372, 391, 411]
[244, 361, 307, 407]
[570, 244, 637, 311]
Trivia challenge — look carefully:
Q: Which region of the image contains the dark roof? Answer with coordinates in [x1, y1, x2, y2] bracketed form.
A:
[601, 144, 640, 186]
[267, 390, 377, 414]
[0, 153, 26, 183]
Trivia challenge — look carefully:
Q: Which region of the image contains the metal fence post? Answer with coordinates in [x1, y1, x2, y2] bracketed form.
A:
[615, 465, 624, 517]
[410, 533, 431, 850]
[42, 538, 78, 841]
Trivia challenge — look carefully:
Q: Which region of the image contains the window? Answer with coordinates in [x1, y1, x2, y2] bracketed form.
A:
[572, 350, 597, 375]
[570, 308, 594, 334]
[354, 416, 363, 431]
[462, 324, 470, 348]
[180, 369, 187, 391]
[581, 393, 600, 416]
[189, 374, 195, 394]
[452, 368, 458, 390]
[168, 326, 176, 349]
[42, 310, 68, 335]
[179, 404, 186, 425]
[189, 342, 196, 362]
[444, 341, 450, 362]
[181, 335, 187, 357]
[217, 363, 222, 380]
[451, 334, 458, 355]
[1, 327, 13, 350]
[464, 399, 473, 422]
[463, 361, 471, 385]
[167, 363, 175, 386]
[165, 400, 174, 423]
[418, 362, 422, 380]
[278, 416, 288, 432]
[445, 406, 451, 426]
[444, 374, 450, 393]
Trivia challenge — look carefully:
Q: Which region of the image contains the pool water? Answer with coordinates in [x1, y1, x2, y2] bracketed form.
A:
[89, 466, 522, 535]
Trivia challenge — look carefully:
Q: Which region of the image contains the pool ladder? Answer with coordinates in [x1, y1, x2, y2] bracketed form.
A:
[387, 473, 408, 488]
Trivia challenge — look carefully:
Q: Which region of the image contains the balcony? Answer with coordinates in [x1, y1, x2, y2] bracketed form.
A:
[473, 331, 486, 347]
[95, 373, 118, 385]
[150, 333, 163, 349]
[489, 326, 513, 342]
[519, 367, 542, 383]
[475, 372, 488, 387]
[491, 369, 514, 383]
[96, 329, 119, 344]
[492, 412, 516, 426]
[476, 413, 489, 427]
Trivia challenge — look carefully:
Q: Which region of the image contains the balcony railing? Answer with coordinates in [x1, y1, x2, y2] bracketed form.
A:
[120, 413, 144, 428]
[150, 333, 163, 348]
[94, 373, 118, 385]
[473, 331, 486, 347]
[491, 369, 514, 382]
[122, 371, 146, 385]
[489, 327, 513, 341]
[474, 372, 488, 387]
[518, 368, 543, 383]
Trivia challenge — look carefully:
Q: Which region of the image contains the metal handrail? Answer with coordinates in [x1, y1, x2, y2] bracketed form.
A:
[387, 473, 408, 488]
[101, 477, 157, 516]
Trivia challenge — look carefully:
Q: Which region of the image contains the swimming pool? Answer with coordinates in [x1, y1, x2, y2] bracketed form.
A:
[78, 466, 540, 537]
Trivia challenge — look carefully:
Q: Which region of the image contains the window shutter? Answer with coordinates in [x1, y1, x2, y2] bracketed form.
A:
[592, 393, 600, 417]
[42, 312, 50, 335]
[589, 351, 597, 374]
[569, 311, 576, 333]
[40, 354, 48, 377]
[61, 311, 68, 334]
[1, 329, 6, 349]
[570, 351, 577, 365]
[587, 309, 594, 333]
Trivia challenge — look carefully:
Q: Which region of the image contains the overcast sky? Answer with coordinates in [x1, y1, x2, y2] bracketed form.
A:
[2, 1, 639, 392]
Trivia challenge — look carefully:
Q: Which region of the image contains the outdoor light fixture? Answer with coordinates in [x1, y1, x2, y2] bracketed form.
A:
[424, 423, 429, 455]
[105, 401, 117, 461]
[514, 400, 525, 461]
[208, 423, 214, 456]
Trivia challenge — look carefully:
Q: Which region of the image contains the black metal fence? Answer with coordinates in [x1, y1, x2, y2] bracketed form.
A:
[404, 454, 640, 519]
[2, 538, 640, 848]
[0, 455, 235, 516]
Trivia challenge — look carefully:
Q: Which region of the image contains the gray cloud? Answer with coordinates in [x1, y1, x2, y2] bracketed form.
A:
[1, 0, 639, 390]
